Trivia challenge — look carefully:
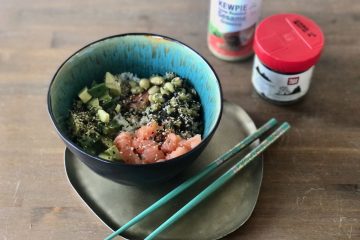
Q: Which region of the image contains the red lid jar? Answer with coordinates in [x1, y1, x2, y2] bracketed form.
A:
[251, 13, 324, 104]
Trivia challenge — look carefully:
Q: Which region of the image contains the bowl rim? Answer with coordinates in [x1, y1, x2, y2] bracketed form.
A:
[47, 32, 223, 167]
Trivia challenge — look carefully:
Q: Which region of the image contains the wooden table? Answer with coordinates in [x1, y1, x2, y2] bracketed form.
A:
[1, 0, 359, 239]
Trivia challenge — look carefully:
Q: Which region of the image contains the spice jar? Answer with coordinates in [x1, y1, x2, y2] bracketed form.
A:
[208, 0, 263, 61]
[251, 13, 324, 104]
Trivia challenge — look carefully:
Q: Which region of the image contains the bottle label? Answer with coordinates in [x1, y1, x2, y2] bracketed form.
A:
[251, 55, 314, 102]
[208, 0, 262, 59]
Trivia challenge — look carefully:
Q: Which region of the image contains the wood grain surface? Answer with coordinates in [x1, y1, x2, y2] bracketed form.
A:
[0, 0, 359, 239]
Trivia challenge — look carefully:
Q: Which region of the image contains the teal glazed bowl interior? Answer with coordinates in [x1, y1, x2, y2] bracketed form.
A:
[48, 33, 223, 186]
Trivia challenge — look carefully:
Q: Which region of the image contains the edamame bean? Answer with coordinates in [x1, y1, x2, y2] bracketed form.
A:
[178, 92, 190, 101]
[160, 87, 170, 96]
[148, 94, 154, 102]
[148, 85, 160, 95]
[131, 86, 143, 94]
[171, 77, 183, 87]
[150, 76, 164, 85]
[163, 82, 175, 93]
[150, 103, 161, 112]
[129, 80, 138, 88]
[139, 78, 150, 90]
[166, 106, 175, 114]
[169, 97, 178, 107]
[152, 93, 165, 103]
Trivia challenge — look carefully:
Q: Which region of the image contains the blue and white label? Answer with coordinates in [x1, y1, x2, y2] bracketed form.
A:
[210, 0, 262, 32]
[251, 55, 314, 102]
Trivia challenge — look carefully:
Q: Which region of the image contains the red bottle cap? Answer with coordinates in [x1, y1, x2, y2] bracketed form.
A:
[253, 13, 324, 73]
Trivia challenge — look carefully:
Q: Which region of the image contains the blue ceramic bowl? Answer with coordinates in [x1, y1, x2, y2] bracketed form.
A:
[48, 33, 223, 186]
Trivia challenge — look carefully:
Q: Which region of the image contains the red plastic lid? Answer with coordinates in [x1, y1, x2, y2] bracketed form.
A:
[254, 13, 324, 73]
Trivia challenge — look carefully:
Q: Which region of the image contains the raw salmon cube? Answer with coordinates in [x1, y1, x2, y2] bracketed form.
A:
[135, 121, 159, 140]
[161, 133, 182, 153]
[141, 145, 165, 163]
[179, 134, 201, 150]
[133, 138, 158, 154]
[114, 132, 141, 164]
[165, 146, 189, 160]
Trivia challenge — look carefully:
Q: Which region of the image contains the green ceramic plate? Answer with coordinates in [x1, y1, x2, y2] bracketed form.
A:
[64, 101, 263, 240]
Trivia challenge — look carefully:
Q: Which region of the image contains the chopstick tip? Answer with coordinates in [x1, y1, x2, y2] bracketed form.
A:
[270, 118, 277, 124]
[281, 122, 291, 130]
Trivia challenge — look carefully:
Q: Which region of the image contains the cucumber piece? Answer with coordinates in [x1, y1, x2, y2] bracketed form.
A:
[79, 128, 101, 149]
[99, 91, 112, 106]
[104, 145, 121, 160]
[87, 98, 101, 110]
[98, 145, 121, 161]
[88, 83, 107, 98]
[98, 152, 113, 161]
[78, 87, 92, 103]
[97, 109, 110, 123]
[100, 137, 113, 148]
[115, 104, 121, 113]
[105, 72, 121, 96]
[105, 72, 116, 85]
[102, 121, 121, 135]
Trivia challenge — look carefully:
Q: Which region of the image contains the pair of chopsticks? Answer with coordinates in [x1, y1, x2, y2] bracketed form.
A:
[105, 118, 290, 240]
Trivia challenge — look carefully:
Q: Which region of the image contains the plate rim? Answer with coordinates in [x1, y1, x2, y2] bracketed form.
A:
[64, 101, 263, 240]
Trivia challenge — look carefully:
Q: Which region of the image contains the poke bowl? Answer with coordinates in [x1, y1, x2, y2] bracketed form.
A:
[47, 33, 223, 186]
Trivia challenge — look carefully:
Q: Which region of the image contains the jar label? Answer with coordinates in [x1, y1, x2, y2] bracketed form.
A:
[252, 56, 314, 102]
[208, 0, 262, 59]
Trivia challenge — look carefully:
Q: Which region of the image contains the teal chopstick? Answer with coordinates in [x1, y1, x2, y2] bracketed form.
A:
[104, 118, 277, 240]
[144, 122, 290, 240]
